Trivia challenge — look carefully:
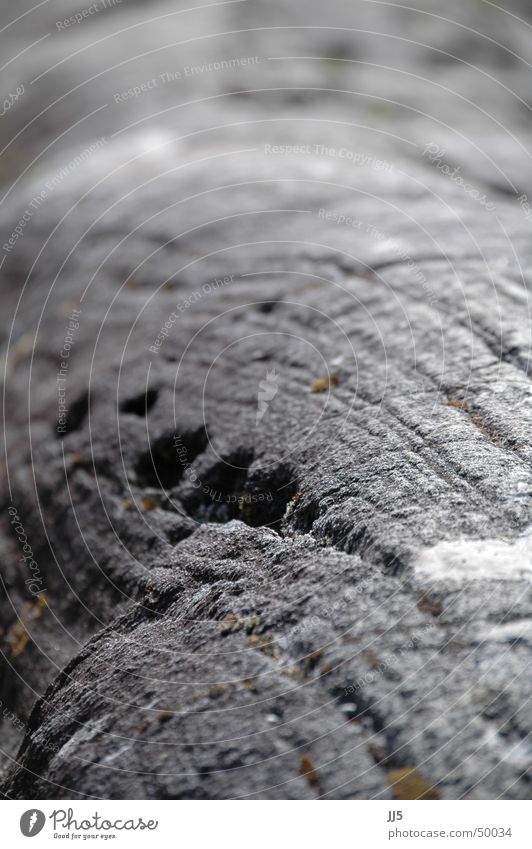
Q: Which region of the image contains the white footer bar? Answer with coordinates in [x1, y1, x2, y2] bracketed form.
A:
[2, 800, 530, 848]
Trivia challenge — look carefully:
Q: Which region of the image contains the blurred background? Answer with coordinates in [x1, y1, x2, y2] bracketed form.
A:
[2, 0, 532, 190]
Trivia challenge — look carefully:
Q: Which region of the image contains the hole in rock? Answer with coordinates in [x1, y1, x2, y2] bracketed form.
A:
[121, 388, 158, 416]
[56, 391, 89, 438]
[135, 426, 207, 489]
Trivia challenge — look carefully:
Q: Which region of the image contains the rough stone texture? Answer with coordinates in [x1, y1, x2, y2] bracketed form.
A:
[0, 0, 531, 798]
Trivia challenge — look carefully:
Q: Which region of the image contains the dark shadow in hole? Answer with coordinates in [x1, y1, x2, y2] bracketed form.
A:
[182, 454, 298, 530]
[135, 426, 208, 489]
[255, 301, 280, 314]
[244, 464, 298, 528]
[121, 388, 158, 416]
[291, 495, 320, 533]
[181, 448, 254, 524]
[55, 391, 89, 438]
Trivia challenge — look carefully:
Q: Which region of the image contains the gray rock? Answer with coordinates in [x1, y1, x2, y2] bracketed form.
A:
[1, 0, 531, 799]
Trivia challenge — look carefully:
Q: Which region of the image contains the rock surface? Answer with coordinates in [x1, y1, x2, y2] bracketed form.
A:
[0, 0, 531, 798]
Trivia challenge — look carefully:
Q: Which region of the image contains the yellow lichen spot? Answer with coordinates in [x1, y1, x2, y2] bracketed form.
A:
[140, 496, 156, 512]
[310, 373, 339, 393]
[219, 614, 239, 634]
[219, 613, 260, 635]
[6, 333, 35, 372]
[241, 613, 260, 632]
[387, 767, 439, 800]
[7, 623, 30, 658]
[156, 709, 173, 723]
[447, 398, 468, 411]
[417, 593, 443, 617]
[247, 633, 277, 658]
[285, 665, 305, 682]
[469, 414, 501, 446]
[6, 594, 48, 658]
[209, 684, 227, 698]
[299, 753, 320, 788]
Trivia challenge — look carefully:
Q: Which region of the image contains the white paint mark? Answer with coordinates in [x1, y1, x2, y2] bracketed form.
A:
[414, 531, 532, 586]
[478, 619, 532, 643]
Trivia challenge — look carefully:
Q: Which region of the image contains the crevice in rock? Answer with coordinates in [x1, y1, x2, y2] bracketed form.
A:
[120, 388, 158, 416]
[454, 314, 532, 382]
[288, 494, 322, 534]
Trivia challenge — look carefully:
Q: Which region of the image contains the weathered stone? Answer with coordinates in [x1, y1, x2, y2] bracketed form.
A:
[1, 0, 531, 798]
